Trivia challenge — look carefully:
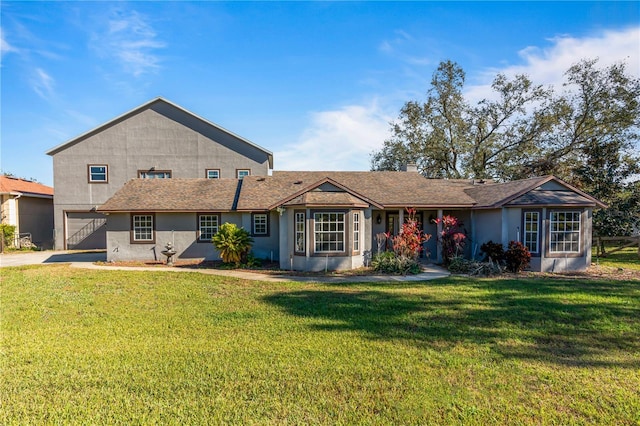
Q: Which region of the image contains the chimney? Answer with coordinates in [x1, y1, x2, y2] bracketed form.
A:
[401, 163, 418, 172]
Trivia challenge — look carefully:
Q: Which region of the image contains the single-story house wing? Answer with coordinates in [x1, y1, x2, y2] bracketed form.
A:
[98, 171, 605, 272]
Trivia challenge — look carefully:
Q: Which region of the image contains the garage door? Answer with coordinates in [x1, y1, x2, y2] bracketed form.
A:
[66, 212, 107, 250]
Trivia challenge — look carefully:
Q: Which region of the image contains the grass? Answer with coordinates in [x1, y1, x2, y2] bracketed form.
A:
[593, 244, 640, 271]
[1, 265, 639, 425]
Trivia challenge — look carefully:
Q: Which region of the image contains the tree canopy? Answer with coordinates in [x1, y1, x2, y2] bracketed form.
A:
[371, 58, 640, 235]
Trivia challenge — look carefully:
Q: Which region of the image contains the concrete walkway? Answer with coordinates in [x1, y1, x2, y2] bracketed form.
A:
[0, 250, 450, 283]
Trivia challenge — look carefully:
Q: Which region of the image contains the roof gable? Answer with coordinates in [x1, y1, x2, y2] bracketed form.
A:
[466, 175, 606, 209]
[46, 97, 273, 168]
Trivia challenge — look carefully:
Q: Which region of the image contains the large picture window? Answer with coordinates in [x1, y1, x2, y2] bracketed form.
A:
[88, 165, 108, 183]
[131, 214, 154, 243]
[295, 212, 305, 253]
[198, 214, 220, 242]
[523, 211, 539, 253]
[314, 212, 345, 253]
[550, 211, 581, 253]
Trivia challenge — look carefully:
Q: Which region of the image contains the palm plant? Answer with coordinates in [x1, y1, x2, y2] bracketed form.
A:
[212, 223, 253, 266]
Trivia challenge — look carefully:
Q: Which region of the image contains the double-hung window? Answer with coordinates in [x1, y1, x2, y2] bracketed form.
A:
[237, 169, 250, 179]
[132, 214, 154, 243]
[295, 212, 306, 253]
[198, 214, 219, 242]
[549, 211, 581, 253]
[206, 169, 220, 179]
[523, 211, 540, 254]
[314, 212, 345, 253]
[353, 212, 360, 252]
[252, 213, 268, 236]
[88, 165, 108, 183]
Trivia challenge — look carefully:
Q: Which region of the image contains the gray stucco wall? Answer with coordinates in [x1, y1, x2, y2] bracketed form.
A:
[18, 196, 54, 249]
[105, 212, 276, 263]
[51, 106, 270, 249]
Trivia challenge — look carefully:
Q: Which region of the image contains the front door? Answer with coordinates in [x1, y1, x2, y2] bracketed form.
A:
[386, 213, 399, 235]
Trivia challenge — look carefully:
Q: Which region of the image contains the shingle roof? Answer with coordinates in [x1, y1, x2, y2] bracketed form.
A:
[0, 176, 54, 197]
[97, 173, 605, 213]
[236, 171, 478, 210]
[97, 178, 239, 212]
[507, 190, 598, 206]
[465, 175, 606, 208]
[464, 176, 552, 208]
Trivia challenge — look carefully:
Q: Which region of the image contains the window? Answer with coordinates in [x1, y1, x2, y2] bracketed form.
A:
[88, 165, 108, 183]
[132, 214, 154, 242]
[198, 214, 220, 241]
[206, 169, 220, 179]
[252, 213, 268, 236]
[353, 212, 360, 252]
[139, 170, 171, 179]
[523, 211, 540, 253]
[550, 211, 581, 253]
[237, 169, 250, 179]
[314, 212, 345, 253]
[295, 212, 305, 253]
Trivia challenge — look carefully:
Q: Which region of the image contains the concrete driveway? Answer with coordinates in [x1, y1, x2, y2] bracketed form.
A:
[0, 250, 107, 267]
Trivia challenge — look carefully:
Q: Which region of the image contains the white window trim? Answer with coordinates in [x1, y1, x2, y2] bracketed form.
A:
[206, 169, 220, 179]
[198, 214, 220, 241]
[253, 213, 268, 236]
[237, 169, 250, 179]
[314, 212, 345, 253]
[132, 214, 154, 242]
[295, 212, 306, 253]
[549, 210, 581, 253]
[88, 165, 108, 182]
[523, 211, 540, 254]
[353, 212, 360, 253]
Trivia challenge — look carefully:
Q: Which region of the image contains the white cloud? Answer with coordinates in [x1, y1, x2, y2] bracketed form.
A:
[31, 68, 55, 100]
[91, 9, 165, 77]
[465, 26, 640, 103]
[274, 101, 393, 171]
[0, 28, 18, 58]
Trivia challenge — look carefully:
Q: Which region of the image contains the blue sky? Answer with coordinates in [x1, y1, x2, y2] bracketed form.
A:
[2, 1, 639, 187]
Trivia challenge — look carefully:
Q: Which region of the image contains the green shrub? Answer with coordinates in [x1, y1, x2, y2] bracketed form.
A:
[504, 241, 531, 273]
[212, 223, 253, 266]
[0, 224, 16, 249]
[371, 252, 421, 275]
[480, 240, 505, 263]
[448, 255, 503, 276]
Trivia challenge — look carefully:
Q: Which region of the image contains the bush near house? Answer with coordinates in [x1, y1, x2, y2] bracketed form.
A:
[0, 223, 16, 250]
[212, 222, 253, 266]
[372, 209, 430, 275]
[433, 215, 466, 265]
[504, 241, 532, 273]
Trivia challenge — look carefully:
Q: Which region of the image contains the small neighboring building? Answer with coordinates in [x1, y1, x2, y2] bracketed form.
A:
[46, 98, 273, 250]
[97, 172, 605, 273]
[0, 176, 54, 249]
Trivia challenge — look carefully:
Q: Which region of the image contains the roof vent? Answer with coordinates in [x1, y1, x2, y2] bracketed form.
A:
[257, 177, 265, 182]
[400, 163, 418, 172]
[294, 180, 303, 184]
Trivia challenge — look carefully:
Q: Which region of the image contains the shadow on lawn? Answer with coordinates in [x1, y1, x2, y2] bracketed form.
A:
[262, 278, 640, 368]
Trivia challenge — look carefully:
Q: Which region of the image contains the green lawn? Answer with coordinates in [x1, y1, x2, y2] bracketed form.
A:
[2, 265, 639, 425]
[593, 244, 640, 271]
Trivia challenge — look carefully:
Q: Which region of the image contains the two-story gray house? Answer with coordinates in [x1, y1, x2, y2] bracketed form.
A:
[49, 97, 606, 273]
[46, 98, 273, 250]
